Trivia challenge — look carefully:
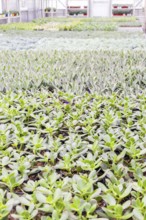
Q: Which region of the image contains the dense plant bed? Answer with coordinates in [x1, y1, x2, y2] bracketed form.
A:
[113, 9, 133, 16]
[0, 22, 36, 30]
[119, 25, 142, 27]
[32, 17, 137, 24]
[0, 90, 146, 219]
[0, 48, 146, 219]
[119, 22, 142, 28]
[68, 9, 87, 16]
[0, 51, 146, 94]
[0, 16, 138, 31]
[59, 21, 117, 31]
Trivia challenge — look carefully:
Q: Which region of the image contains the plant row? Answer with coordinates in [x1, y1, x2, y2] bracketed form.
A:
[0, 91, 146, 219]
[0, 16, 140, 31]
[58, 21, 118, 31]
[0, 51, 145, 95]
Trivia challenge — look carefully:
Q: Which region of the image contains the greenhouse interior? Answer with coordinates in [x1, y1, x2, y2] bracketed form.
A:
[0, 0, 146, 219]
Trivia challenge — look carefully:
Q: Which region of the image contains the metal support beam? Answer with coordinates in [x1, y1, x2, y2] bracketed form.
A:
[58, 0, 67, 9]
[6, 0, 10, 23]
[87, 0, 90, 17]
[18, 0, 21, 22]
[144, 0, 146, 32]
[109, 0, 112, 17]
[66, 0, 68, 17]
[41, 0, 43, 18]
[0, 0, 2, 14]
[34, 0, 37, 19]
[51, 0, 53, 18]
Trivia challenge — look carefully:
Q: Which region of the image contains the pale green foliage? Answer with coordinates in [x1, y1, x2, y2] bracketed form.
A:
[0, 16, 140, 31]
[0, 91, 146, 219]
[0, 51, 146, 94]
[59, 21, 117, 31]
[0, 22, 145, 219]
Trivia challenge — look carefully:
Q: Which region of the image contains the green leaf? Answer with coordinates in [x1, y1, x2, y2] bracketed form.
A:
[60, 211, 69, 220]
[98, 183, 108, 192]
[121, 185, 132, 199]
[133, 208, 144, 220]
[20, 197, 30, 206]
[142, 195, 146, 206]
[90, 188, 101, 199]
[104, 135, 111, 143]
[36, 192, 47, 203]
[2, 157, 9, 166]
[54, 188, 62, 202]
[122, 200, 131, 210]
[102, 194, 116, 205]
